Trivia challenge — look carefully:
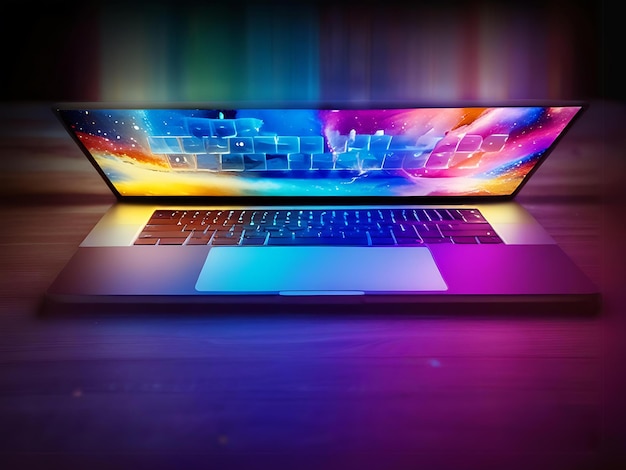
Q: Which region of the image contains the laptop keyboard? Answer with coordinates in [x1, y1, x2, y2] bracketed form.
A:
[134, 208, 502, 246]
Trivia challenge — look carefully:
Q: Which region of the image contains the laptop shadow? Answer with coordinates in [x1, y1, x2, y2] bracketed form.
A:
[38, 294, 601, 319]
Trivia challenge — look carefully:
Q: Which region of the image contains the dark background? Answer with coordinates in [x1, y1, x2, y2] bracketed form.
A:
[0, 0, 620, 103]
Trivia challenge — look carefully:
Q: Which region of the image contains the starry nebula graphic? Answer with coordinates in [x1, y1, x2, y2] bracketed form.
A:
[59, 106, 582, 197]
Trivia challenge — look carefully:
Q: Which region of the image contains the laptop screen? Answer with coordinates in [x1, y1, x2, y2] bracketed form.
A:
[57, 105, 583, 198]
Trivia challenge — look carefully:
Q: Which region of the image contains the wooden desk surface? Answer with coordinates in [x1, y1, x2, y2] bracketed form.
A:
[1, 102, 625, 469]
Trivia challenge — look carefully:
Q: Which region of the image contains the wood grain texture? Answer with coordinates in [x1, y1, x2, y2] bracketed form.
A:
[0, 102, 625, 470]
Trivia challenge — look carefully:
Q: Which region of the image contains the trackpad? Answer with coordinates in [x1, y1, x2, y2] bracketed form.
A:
[195, 246, 447, 294]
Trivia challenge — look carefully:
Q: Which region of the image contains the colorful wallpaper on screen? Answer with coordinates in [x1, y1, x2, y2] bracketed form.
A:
[59, 106, 580, 197]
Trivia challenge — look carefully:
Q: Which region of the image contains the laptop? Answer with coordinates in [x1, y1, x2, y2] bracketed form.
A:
[45, 102, 599, 311]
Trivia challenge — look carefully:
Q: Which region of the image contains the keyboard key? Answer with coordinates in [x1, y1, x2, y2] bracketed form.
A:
[396, 237, 424, 245]
[478, 235, 503, 243]
[211, 237, 242, 245]
[187, 237, 212, 245]
[421, 237, 453, 244]
[451, 236, 478, 244]
[134, 238, 159, 245]
[158, 237, 189, 245]
[440, 224, 495, 237]
[241, 237, 267, 246]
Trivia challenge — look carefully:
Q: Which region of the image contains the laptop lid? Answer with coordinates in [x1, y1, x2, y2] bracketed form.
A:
[54, 103, 586, 204]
